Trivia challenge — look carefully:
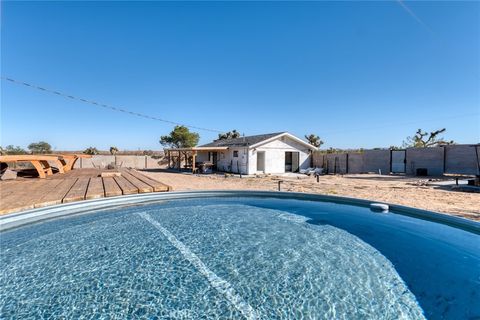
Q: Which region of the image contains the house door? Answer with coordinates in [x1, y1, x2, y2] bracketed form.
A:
[208, 152, 218, 170]
[285, 152, 300, 172]
[391, 150, 406, 173]
[209, 152, 218, 170]
[256, 151, 265, 172]
[292, 152, 300, 172]
[285, 152, 292, 172]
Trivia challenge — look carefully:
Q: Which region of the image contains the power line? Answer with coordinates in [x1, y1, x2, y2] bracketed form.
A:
[1, 76, 223, 133]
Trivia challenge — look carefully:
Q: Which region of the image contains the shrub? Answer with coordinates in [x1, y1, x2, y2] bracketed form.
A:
[83, 147, 99, 155]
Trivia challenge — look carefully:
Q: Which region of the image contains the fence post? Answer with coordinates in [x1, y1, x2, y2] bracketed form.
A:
[346, 153, 349, 174]
[389, 149, 392, 174]
[443, 146, 446, 175]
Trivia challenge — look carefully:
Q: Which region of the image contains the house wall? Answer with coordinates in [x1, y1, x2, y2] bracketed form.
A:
[213, 148, 248, 174]
[195, 149, 248, 174]
[196, 152, 209, 162]
[248, 136, 312, 174]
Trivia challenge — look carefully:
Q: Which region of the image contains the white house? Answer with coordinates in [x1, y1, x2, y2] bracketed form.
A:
[190, 132, 317, 175]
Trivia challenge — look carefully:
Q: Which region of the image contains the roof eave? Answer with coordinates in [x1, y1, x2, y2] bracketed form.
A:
[249, 132, 317, 150]
[164, 147, 229, 151]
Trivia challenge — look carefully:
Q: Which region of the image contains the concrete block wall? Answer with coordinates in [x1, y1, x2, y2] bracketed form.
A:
[444, 145, 479, 175]
[75, 155, 115, 168]
[324, 154, 347, 174]
[312, 152, 364, 173]
[75, 155, 163, 169]
[346, 153, 364, 173]
[406, 147, 444, 176]
[325, 154, 335, 173]
[147, 155, 166, 168]
[312, 152, 325, 168]
[115, 156, 145, 169]
[363, 150, 390, 174]
[311, 144, 478, 176]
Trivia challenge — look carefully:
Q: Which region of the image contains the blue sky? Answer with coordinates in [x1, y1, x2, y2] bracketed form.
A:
[1, 1, 479, 150]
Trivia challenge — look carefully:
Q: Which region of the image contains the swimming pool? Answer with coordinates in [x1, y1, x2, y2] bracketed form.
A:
[1, 191, 479, 319]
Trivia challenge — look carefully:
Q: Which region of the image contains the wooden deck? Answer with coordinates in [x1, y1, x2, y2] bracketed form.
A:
[0, 168, 171, 215]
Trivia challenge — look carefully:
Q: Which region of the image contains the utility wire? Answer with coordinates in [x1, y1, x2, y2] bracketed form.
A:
[1, 76, 223, 133]
[4, 76, 476, 139]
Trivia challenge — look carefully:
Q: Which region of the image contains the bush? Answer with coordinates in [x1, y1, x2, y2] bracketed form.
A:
[83, 147, 99, 155]
[1, 145, 28, 155]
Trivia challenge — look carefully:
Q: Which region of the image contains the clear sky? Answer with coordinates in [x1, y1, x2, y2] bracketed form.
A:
[1, 1, 479, 151]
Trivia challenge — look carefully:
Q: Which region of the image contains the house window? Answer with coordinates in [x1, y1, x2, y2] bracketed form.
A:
[233, 150, 239, 157]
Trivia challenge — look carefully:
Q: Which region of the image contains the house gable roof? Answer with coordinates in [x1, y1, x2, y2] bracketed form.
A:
[199, 132, 285, 148]
[199, 132, 316, 150]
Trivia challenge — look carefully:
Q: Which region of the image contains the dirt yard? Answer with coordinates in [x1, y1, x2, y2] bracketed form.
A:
[141, 170, 480, 221]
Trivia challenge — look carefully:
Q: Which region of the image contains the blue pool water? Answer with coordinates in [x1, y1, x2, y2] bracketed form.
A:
[1, 196, 479, 319]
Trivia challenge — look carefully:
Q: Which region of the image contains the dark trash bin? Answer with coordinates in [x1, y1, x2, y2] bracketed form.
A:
[416, 168, 428, 176]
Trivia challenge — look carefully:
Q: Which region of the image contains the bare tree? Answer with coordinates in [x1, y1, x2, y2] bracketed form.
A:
[403, 128, 454, 148]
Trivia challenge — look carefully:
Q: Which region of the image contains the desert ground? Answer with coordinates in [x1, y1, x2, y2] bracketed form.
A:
[142, 170, 480, 221]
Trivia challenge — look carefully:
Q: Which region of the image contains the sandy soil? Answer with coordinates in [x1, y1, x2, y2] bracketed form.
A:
[141, 170, 480, 221]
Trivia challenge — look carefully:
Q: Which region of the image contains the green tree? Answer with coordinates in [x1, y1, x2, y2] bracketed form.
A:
[403, 128, 455, 148]
[83, 147, 99, 155]
[218, 130, 241, 140]
[305, 134, 324, 148]
[160, 126, 199, 148]
[27, 141, 52, 154]
[109, 146, 119, 155]
[1, 145, 28, 155]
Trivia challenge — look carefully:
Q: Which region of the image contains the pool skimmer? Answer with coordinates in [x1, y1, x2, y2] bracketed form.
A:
[370, 203, 389, 213]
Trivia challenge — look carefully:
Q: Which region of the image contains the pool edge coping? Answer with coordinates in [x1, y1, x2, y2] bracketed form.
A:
[1, 190, 479, 234]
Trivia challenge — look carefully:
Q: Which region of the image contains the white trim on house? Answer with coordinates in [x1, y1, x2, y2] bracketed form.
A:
[249, 132, 317, 151]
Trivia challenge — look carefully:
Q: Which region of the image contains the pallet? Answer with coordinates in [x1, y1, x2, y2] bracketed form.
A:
[0, 169, 171, 215]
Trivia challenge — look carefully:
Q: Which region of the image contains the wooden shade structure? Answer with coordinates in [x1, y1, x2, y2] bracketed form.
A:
[164, 147, 228, 173]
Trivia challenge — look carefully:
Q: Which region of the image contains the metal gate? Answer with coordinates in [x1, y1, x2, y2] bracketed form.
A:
[391, 150, 406, 173]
